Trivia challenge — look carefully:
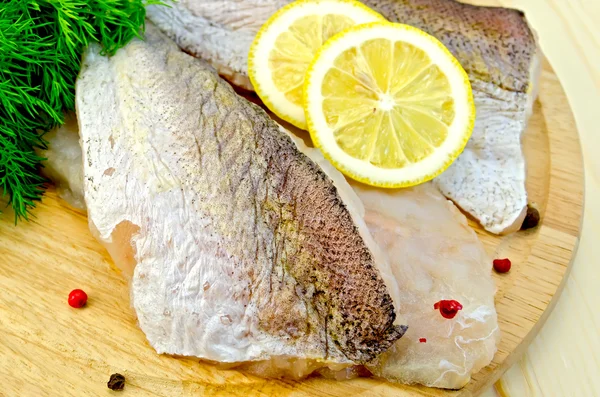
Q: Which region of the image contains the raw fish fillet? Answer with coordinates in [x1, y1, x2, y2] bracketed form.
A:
[42, 119, 500, 388]
[357, 182, 499, 388]
[147, 0, 541, 234]
[76, 22, 407, 373]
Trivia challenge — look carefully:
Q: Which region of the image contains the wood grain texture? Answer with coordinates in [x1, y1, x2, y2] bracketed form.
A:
[0, 4, 584, 397]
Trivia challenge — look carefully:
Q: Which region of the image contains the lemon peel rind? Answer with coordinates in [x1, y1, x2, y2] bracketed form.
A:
[304, 22, 475, 188]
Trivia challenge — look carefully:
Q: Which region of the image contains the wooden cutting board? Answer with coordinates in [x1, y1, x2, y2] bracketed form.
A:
[0, 39, 583, 397]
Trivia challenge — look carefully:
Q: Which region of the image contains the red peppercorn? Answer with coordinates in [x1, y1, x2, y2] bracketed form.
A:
[493, 258, 512, 273]
[433, 300, 463, 319]
[419, 338, 427, 343]
[68, 289, 88, 308]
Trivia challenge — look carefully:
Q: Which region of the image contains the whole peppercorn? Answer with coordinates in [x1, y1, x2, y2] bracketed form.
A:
[493, 258, 512, 273]
[68, 289, 88, 308]
[433, 300, 463, 319]
[107, 373, 125, 391]
[521, 205, 541, 230]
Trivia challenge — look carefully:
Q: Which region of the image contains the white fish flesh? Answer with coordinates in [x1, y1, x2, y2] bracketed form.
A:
[36, 113, 86, 210]
[356, 182, 499, 388]
[41, 124, 499, 388]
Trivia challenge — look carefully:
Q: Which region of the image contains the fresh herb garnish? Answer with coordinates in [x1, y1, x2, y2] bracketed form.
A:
[0, 0, 162, 222]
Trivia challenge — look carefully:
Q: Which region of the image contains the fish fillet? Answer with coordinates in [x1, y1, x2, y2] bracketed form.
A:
[76, 22, 407, 372]
[42, 120, 499, 388]
[146, 0, 541, 234]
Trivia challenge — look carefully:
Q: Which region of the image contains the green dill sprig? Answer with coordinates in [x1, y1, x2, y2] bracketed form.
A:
[0, 0, 163, 223]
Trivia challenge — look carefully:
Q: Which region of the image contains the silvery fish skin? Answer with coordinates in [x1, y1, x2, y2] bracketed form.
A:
[367, 0, 539, 235]
[76, 23, 406, 368]
[146, 0, 540, 234]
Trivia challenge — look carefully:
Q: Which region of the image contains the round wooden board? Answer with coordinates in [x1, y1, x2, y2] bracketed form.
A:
[0, 57, 583, 397]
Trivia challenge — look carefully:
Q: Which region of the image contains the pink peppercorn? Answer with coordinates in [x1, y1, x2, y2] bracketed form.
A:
[493, 258, 512, 273]
[434, 300, 463, 319]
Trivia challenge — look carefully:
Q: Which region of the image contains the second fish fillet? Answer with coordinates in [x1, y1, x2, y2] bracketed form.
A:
[147, 0, 540, 235]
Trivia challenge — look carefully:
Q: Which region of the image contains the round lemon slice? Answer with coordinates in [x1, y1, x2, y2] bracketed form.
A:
[304, 22, 475, 188]
[248, 0, 385, 129]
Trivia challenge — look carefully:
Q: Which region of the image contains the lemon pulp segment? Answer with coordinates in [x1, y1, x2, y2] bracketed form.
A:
[322, 39, 455, 168]
[269, 15, 355, 106]
[304, 22, 475, 188]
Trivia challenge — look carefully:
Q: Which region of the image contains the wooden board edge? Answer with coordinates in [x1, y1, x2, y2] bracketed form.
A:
[464, 58, 586, 396]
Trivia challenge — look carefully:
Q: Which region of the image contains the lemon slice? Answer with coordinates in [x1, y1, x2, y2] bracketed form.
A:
[304, 22, 475, 188]
[248, 0, 385, 129]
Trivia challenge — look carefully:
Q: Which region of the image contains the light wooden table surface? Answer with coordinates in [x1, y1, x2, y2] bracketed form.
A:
[479, 0, 600, 396]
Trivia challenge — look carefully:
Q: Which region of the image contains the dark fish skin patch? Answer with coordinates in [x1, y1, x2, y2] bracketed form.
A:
[365, 0, 536, 92]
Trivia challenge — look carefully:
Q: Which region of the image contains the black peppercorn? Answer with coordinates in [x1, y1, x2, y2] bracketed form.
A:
[521, 204, 540, 230]
[107, 373, 125, 391]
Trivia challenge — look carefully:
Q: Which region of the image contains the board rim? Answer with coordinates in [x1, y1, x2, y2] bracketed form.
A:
[461, 58, 585, 396]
